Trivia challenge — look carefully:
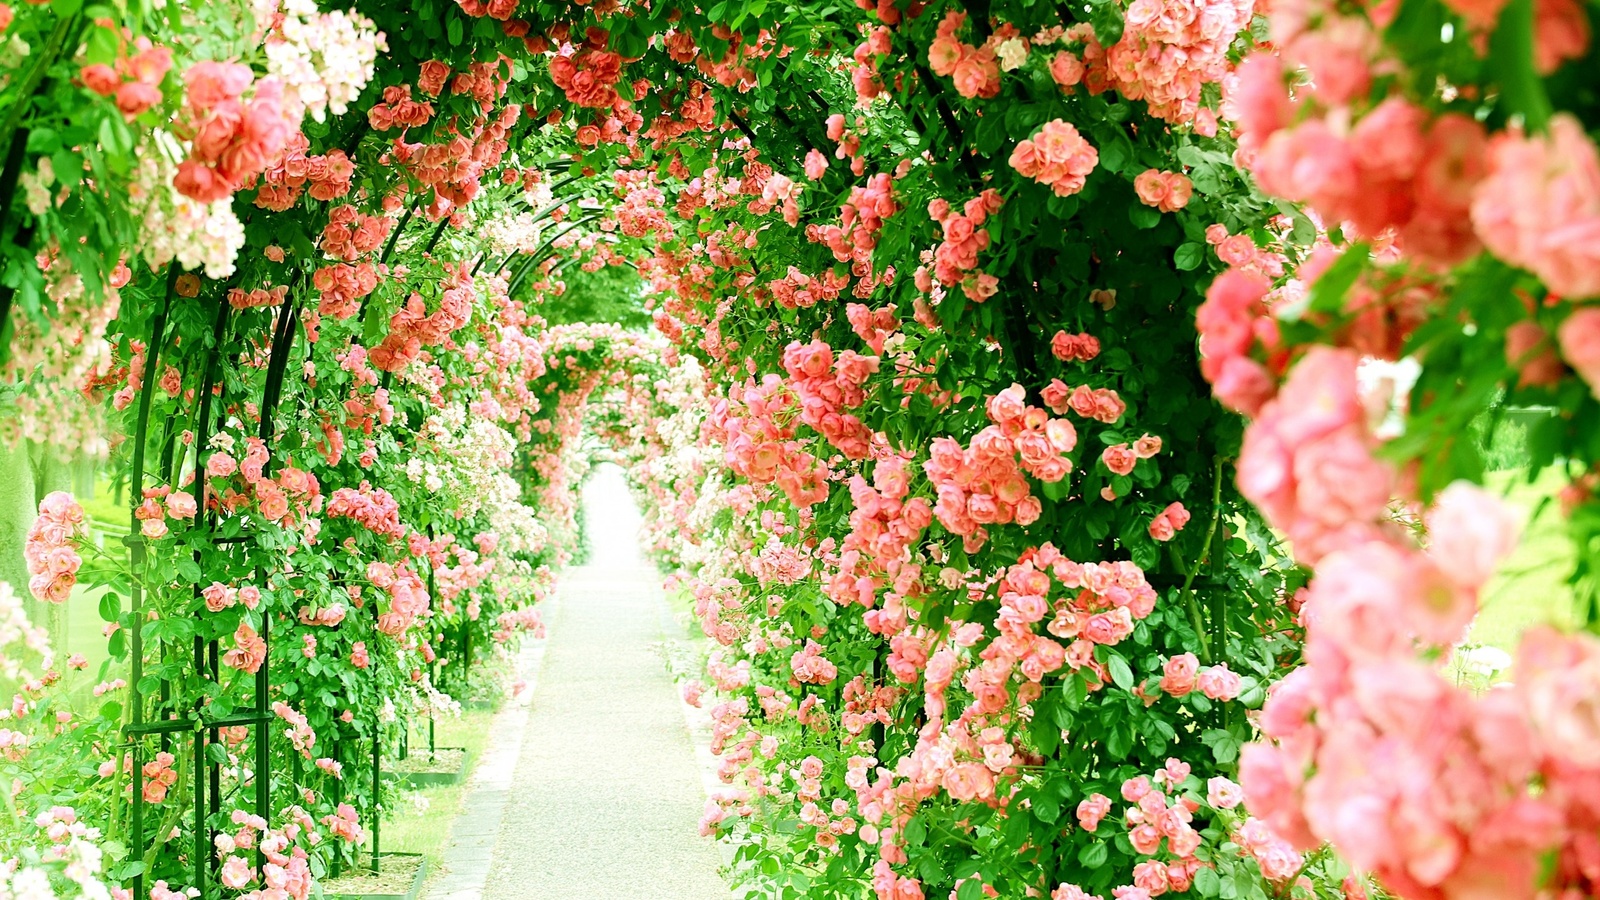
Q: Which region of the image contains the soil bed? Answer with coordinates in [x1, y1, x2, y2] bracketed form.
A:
[323, 853, 424, 898]
[391, 747, 466, 775]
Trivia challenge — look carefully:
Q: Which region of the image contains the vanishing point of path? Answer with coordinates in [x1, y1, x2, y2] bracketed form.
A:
[473, 463, 731, 900]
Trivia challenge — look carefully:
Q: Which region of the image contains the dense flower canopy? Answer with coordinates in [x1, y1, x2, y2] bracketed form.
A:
[0, 0, 1598, 898]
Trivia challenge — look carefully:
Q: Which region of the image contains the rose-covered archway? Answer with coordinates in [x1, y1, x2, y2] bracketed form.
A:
[1, 0, 1598, 898]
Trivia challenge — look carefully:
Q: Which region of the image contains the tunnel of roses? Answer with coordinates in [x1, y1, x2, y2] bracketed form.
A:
[0, 0, 1598, 897]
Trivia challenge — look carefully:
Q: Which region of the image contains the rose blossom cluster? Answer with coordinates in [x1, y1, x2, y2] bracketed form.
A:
[372, 263, 477, 372]
[254, 134, 356, 210]
[927, 10, 1000, 99]
[1133, 169, 1194, 213]
[1041, 380, 1126, 423]
[1009, 120, 1098, 197]
[1225, 0, 1593, 280]
[707, 377, 831, 509]
[1049, 330, 1101, 363]
[1146, 501, 1190, 542]
[1194, 269, 1284, 416]
[548, 36, 627, 110]
[79, 37, 172, 121]
[325, 483, 405, 538]
[1059, 0, 1251, 128]
[825, 457, 933, 611]
[781, 340, 879, 460]
[319, 204, 393, 262]
[202, 436, 323, 525]
[312, 261, 380, 321]
[923, 384, 1077, 552]
[368, 560, 432, 637]
[920, 189, 1004, 303]
[223, 623, 267, 675]
[174, 62, 299, 203]
[25, 492, 85, 604]
[1221, 344, 1600, 897]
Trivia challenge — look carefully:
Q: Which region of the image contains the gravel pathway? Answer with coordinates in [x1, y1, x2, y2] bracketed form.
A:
[473, 464, 731, 900]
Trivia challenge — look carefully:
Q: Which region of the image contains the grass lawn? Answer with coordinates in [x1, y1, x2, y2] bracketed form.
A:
[377, 707, 498, 873]
[1468, 467, 1577, 652]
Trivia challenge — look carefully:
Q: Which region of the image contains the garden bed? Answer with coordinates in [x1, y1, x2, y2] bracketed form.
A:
[322, 852, 427, 900]
[392, 747, 471, 787]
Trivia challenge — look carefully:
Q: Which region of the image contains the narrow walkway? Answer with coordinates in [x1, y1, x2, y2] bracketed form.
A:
[470, 464, 730, 900]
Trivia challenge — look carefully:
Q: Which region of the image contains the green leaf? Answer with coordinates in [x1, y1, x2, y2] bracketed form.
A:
[1107, 652, 1134, 691]
[1034, 790, 1061, 823]
[99, 591, 120, 623]
[447, 15, 464, 45]
[1077, 841, 1108, 867]
[1130, 204, 1162, 229]
[1488, 0, 1552, 131]
[1302, 246, 1368, 317]
[1174, 242, 1204, 271]
[904, 816, 926, 847]
[207, 742, 230, 765]
[177, 556, 202, 584]
[52, 0, 84, 14]
[958, 878, 987, 900]
[1194, 865, 1222, 897]
[1095, 129, 1132, 174]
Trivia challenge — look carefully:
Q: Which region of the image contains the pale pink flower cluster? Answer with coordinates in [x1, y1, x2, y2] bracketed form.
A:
[0, 582, 51, 680]
[790, 640, 839, 685]
[24, 492, 84, 604]
[319, 803, 363, 844]
[1229, 346, 1600, 898]
[129, 133, 248, 278]
[272, 702, 317, 757]
[1471, 114, 1600, 301]
[924, 384, 1077, 551]
[259, 0, 386, 123]
[1008, 120, 1098, 197]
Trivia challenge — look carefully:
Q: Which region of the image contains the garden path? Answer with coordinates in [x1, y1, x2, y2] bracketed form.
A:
[440, 463, 732, 900]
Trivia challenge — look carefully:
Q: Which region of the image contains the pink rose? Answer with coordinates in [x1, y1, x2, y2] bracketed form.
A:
[166, 492, 197, 520]
[1076, 793, 1112, 831]
[1425, 481, 1519, 590]
[81, 64, 121, 96]
[1558, 307, 1600, 397]
[1101, 444, 1137, 476]
[1160, 653, 1199, 697]
[184, 61, 253, 111]
[1207, 776, 1244, 810]
[1198, 664, 1243, 701]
